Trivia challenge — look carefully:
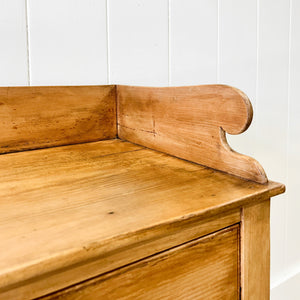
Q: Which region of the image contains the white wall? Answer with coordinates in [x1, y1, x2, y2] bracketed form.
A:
[0, 0, 299, 297]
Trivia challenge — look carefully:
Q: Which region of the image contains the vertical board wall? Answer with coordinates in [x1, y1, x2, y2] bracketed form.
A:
[0, 0, 299, 297]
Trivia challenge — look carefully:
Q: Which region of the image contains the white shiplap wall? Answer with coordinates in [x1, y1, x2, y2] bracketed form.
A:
[109, 0, 169, 86]
[0, 0, 28, 85]
[170, 0, 218, 85]
[28, 0, 108, 85]
[0, 0, 299, 297]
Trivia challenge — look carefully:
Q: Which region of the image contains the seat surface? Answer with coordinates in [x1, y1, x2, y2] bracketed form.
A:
[0, 139, 284, 295]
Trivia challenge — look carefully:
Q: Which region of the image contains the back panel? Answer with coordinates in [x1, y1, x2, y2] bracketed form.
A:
[0, 85, 116, 154]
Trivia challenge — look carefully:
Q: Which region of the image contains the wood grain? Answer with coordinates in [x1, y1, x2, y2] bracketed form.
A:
[42, 226, 240, 300]
[0, 85, 116, 153]
[0, 85, 285, 299]
[241, 200, 270, 299]
[1, 210, 240, 300]
[0, 140, 284, 299]
[0, 84, 268, 185]
[117, 84, 267, 183]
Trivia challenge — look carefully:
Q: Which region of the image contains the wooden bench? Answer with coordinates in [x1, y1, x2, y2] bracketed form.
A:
[0, 85, 284, 299]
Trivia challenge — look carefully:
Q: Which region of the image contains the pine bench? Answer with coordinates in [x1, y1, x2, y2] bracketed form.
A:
[0, 85, 284, 299]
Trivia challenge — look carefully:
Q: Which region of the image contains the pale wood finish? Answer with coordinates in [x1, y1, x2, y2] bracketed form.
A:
[1, 210, 240, 300]
[117, 84, 267, 183]
[0, 84, 268, 184]
[0, 85, 116, 153]
[0, 140, 284, 299]
[241, 200, 271, 300]
[0, 85, 285, 299]
[42, 226, 240, 300]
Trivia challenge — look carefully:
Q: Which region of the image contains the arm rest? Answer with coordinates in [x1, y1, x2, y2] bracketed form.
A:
[117, 84, 267, 184]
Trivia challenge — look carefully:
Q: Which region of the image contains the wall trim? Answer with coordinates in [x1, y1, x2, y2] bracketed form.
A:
[271, 268, 300, 300]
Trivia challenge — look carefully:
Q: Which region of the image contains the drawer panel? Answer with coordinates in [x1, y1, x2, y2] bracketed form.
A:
[43, 225, 239, 300]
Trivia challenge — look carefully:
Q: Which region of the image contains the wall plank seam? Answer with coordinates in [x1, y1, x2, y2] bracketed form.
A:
[255, 0, 260, 117]
[106, 0, 111, 84]
[168, 0, 171, 86]
[25, 0, 31, 86]
[217, 0, 220, 83]
[284, 0, 293, 278]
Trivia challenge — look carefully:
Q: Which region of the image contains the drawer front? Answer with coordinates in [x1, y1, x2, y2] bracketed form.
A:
[43, 225, 239, 300]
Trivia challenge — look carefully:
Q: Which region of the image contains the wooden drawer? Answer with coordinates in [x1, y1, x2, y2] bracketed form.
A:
[42, 225, 239, 300]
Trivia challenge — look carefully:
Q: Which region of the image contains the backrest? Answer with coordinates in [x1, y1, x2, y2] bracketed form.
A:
[0, 85, 116, 154]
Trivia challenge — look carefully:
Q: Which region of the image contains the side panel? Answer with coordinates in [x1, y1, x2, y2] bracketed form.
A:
[117, 84, 267, 183]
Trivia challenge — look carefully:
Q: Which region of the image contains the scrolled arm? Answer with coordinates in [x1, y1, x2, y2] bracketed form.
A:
[117, 84, 267, 184]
